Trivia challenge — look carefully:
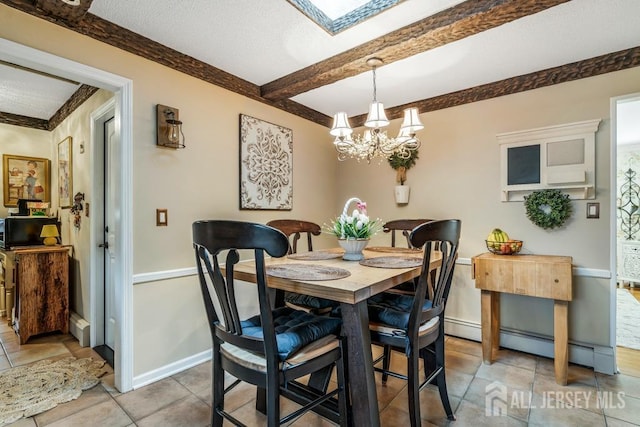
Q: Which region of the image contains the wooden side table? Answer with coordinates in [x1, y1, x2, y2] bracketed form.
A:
[472, 253, 573, 385]
[13, 246, 70, 344]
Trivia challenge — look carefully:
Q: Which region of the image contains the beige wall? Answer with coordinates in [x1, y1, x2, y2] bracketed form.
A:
[338, 67, 640, 347]
[3, 4, 640, 379]
[0, 5, 338, 376]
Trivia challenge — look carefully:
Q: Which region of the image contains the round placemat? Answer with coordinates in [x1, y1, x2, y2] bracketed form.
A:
[366, 246, 422, 254]
[287, 250, 343, 261]
[359, 256, 423, 269]
[266, 263, 350, 281]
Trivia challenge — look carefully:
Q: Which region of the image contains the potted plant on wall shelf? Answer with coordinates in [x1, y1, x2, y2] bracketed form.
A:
[388, 149, 419, 204]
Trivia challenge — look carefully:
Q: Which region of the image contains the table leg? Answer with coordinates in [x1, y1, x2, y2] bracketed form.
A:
[481, 290, 500, 364]
[340, 301, 380, 427]
[554, 300, 569, 386]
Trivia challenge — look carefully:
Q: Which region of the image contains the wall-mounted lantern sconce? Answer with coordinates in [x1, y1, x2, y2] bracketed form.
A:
[156, 104, 186, 149]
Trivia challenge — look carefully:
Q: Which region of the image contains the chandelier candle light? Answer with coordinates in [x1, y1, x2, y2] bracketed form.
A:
[330, 57, 424, 162]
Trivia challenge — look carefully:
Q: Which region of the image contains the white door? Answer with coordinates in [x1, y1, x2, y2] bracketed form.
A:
[104, 116, 117, 351]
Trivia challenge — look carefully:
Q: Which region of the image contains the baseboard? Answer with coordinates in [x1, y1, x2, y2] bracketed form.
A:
[132, 348, 212, 389]
[69, 311, 90, 347]
[131, 316, 616, 389]
[444, 316, 616, 375]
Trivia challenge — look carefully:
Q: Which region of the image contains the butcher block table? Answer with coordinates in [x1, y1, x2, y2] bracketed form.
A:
[472, 252, 573, 385]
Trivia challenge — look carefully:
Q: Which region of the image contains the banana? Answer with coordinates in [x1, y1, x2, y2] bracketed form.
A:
[487, 228, 509, 249]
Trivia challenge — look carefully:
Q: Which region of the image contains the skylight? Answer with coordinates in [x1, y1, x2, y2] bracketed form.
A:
[287, 0, 403, 35]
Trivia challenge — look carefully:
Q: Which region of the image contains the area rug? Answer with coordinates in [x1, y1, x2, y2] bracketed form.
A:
[617, 289, 640, 350]
[0, 357, 106, 425]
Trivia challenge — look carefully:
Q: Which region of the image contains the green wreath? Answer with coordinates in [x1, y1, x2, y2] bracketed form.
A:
[524, 189, 572, 230]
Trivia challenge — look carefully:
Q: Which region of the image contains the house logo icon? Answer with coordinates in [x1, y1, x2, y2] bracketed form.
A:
[485, 381, 508, 416]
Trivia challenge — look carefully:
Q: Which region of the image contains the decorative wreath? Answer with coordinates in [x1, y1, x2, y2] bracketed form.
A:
[524, 189, 572, 230]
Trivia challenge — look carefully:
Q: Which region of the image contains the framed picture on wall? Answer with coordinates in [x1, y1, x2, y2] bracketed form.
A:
[57, 136, 73, 208]
[2, 154, 51, 207]
[239, 114, 293, 210]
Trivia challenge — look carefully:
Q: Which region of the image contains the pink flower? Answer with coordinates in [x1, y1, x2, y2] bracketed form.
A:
[356, 201, 367, 215]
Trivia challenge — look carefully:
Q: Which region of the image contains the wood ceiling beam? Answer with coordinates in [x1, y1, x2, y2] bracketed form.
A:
[349, 46, 640, 127]
[0, 112, 48, 130]
[34, 0, 93, 26]
[260, 0, 571, 101]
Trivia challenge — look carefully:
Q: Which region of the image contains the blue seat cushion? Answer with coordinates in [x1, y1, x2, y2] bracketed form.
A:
[284, 292, 339, 310]
[367, 293, 432, 330]
[241, 307, 342, 361]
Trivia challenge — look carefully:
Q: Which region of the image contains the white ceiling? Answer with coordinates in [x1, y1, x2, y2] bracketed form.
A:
[1, 0, 640, 133]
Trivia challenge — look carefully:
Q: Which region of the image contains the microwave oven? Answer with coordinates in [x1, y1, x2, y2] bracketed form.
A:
[0, 217, 60, 250]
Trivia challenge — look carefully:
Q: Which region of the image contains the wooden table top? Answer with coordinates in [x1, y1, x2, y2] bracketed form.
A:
[232, 247, 441, 305]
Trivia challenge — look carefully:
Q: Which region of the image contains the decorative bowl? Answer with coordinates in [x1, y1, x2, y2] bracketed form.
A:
[486, 240, 523, 255]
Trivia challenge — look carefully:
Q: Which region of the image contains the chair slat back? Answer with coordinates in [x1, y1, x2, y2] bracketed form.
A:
[266, 219, 321, 254]
[192, 220, 289, 357]
[383, 219, 433, 248]
[407, 220, 461, 336]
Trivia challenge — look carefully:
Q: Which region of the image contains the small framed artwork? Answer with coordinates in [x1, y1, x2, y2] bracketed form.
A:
[57, 136, 73, 208]
[2, 154, 51, 207]
[239, 114, 293, 210]
[586, 202, 600, 219]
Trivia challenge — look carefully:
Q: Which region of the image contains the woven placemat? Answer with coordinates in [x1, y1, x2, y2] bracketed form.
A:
[287, 250, 343, 261]
[267, 263, 350, 281]
[366, 246, 422, 254]
[359, 256, 423, 269]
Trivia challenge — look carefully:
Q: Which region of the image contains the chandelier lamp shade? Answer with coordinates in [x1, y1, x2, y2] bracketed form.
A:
[330, 57, 423, 162]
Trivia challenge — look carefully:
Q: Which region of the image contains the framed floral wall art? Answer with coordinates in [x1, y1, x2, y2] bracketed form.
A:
[57, 136, 73, 208]
[239, 114, 293, 210]
[2, 154, 51, 207]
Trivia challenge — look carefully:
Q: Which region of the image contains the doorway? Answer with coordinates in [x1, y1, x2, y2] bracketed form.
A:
[612, 93, 640, 377]
[0, 38, 135, 392]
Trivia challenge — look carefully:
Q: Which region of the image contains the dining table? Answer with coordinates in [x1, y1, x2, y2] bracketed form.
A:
[231, 246, 442, 427]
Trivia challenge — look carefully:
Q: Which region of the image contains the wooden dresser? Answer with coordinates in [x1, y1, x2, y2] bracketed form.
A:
[472, 252, 573, 385]
[12, 246, 70, 344]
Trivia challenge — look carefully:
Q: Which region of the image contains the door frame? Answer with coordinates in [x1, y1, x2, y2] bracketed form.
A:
[0, 38, 134, 392]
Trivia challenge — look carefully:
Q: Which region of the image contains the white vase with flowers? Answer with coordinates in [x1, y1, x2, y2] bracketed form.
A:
[326, 197, 383, 261]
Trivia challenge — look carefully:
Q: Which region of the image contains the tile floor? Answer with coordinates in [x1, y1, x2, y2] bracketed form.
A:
[1, 318, 639, 426]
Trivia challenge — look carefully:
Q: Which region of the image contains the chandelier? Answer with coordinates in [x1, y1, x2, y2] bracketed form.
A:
[329, 57, 423, 162]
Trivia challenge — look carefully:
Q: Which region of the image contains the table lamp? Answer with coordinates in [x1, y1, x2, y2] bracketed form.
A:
[40, 224, 60, 246]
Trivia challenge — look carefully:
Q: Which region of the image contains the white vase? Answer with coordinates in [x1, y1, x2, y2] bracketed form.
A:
[338, 238, 369, 261]
[395, 185, 410, 204]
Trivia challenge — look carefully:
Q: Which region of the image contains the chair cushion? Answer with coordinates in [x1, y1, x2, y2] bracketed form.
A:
[367, 293, 432, 330]
[241, 307, 342, 361]
[284, 292, 339, 310]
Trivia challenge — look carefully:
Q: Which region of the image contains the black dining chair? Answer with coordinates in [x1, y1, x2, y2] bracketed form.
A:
[193, 220, 349, 427]
[383, 219, 434, 248]
[383, 219, 434, 294]
[367, 219, 461, 426]
[266, 219, 338, 314]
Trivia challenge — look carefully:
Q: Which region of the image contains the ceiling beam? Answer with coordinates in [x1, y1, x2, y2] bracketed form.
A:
[48, 84, 99, 130]
[34, 0, 93, 26]
[0, 112, 48, 130]
[350, 46, 640, 127]
[260, 0, 571, 100]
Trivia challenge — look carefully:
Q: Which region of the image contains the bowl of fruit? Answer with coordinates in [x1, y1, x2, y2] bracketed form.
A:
[485, 228, 523, 255]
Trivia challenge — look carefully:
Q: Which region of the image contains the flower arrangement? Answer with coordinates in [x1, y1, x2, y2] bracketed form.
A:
[326, 197, 383, 240]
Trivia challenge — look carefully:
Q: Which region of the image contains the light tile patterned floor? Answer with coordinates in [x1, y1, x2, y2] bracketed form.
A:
[1, 319, 639, 426]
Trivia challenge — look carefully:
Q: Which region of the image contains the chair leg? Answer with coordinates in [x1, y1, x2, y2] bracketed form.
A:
[212, 343, 224, 427]
[407, 350, 421, 427]
[266, 372, 280, 427]
[432, 336, 455, 421]
[382, 345, 391, 384]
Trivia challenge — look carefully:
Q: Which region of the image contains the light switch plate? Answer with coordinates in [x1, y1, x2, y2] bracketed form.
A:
[156, 209, 168, 226]
[586, 202, 599, 219]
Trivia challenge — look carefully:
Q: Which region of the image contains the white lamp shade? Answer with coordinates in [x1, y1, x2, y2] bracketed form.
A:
[330, 112, 353, 137]
[365, 102, 389, 128]
[400, 108, 424, 133]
